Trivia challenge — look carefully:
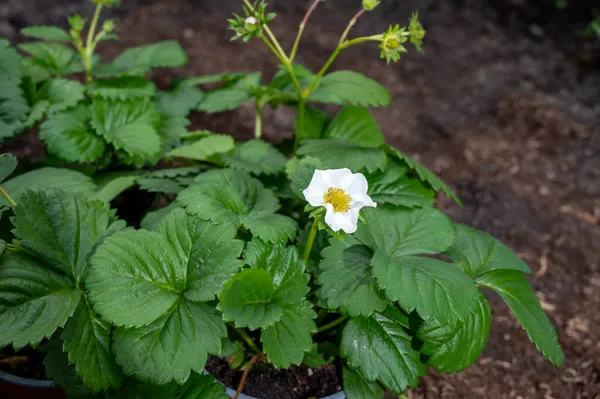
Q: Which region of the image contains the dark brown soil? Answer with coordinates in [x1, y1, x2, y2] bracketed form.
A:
[3, 0, 600, 397]
[0, 347, 47, 380]
[206, 356, 341, 399]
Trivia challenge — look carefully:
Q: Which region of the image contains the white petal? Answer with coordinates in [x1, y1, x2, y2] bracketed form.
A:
[303, 170, 328, 206]
[344, 172, 369, 195]
[351, 193, 378, 208]
[321, 168, 353, 188]
[324, 204, 359, 234]
[324, 203, 341, 232]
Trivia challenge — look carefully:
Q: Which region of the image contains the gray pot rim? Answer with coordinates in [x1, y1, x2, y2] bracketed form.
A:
[203, 370, 346, 399]
[0, 370, 54, 388]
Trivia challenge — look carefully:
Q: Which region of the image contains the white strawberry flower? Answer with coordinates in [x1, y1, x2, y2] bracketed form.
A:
[303, 168, 377, 234]
[245, 16, 257, 26]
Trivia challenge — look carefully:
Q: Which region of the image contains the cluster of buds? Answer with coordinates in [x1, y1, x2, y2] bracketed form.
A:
[68, 14, 86, 48]
[379, 13, 426, 64]
[229, 1, 276, 42]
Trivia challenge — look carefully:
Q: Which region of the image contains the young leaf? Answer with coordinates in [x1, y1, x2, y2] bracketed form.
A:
[341, 311, 420, 394]
[318, 237, 389, 317]
[197, 73, 261, 113]
[87, 77, 157, 100]
[40, 104, 106, 163]
[371, 251, 480, 325]
[418, 292, 491, 373]
[309, 71, 391, 107]
[0, 153, 18, 183]
[0, 251, 80, 349]
[105, 41, 188, 76]
[355, 206, 455, 257]
[62, 300, 124, 391]
[157, 86, 204, 117]
[384, 144, 461, 205]
[367, 162, 436, 208]
[21, 26, 71, 42]
[177, 169, 296, 242]
[36, 78, 86, 114]
[477, 270, 564, 366]
[324, 106, 385, 148]
[261, 301, 317, 368]
[445, 224, 532, 277]
[222, 139, 287, 175]
[12, 189, 120, 282]
[167, 134, 234, 161]
[297, 139, 387, 173]
[18, 42, 79, 76]
[343, 367, 385, 399]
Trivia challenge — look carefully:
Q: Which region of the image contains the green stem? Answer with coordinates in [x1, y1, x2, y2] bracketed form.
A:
[254, 101, 263, 139]
[294, 97, 306, 152]
[259, 35, 303, 97]
[235, 328, 262, 355]
[0, 186, 16, 207]
[242, 0, 287, 60]
[302, 218, 319, 261]
[290, 0, 322, 62]
[317, 315, 349, 333]
[339, 8, 367, 45]
[84, 3, 103, 82]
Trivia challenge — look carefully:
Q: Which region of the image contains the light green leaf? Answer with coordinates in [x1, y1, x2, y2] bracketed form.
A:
[355, 206, 455, 257]
[296, 106, 328, 139]
[243, 213, 298, 243]
[90, 97, 162, 165]
[92, 171, 144, 203]
[19, 42, 79, 76]
[62, 300, 124, 391]
[107, 41, 188, 76]
[324, 106, 384, 147]
[21, 26, 71, 42]
[297, 139, 387, 173]
[0, 153, 18, 183]
[0, 40, 28, 140]
[87, 77, 157, 100]
[367, 162, 435, 208]
[0, 251, 80, 349]
[253, 244, 309, 303]
[341, 311, 420, 394]
[36, 78, 85, 114]
[167, 134, 234, 161]
[477, 270, 564, 366]
[261, 301, 317, 368]
[371, 251, 480, 325]
[113, 301, 225, 384]
[384, 144, 461, 205]
[0, 39, 24, 79]
[309, 71, 391, 107]
[12, 189, 119, 282]
[445, 224, 532, 277]
[40, 104, 106, 163]
[137, 167, 202, 194]
[418, 291, 491, 373]
[222, 139, 287, 176]
[157, 86, 204, 117]
[197, 73, 261, 113]
[318, 237, 389, 317]
[287, 156, 322, 199]
[343, 366, 385, 399]
[178, 169, 291, 242]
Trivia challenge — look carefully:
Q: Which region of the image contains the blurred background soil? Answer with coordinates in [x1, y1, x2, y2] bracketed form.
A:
[2, 0, 600, 397]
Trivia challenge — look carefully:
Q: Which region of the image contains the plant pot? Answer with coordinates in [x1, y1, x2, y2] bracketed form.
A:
[0, 370, 66, 399]
[222, 385, 346, 399]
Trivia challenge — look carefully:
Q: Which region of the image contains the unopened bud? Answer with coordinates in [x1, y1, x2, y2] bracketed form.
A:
[362, 0, 381, 11]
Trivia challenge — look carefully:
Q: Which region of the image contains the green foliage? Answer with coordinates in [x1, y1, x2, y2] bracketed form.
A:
[197, 73, 262, 113]
[19, 42, 81, 77]
[298, 139, 387, 173]
[167, 134, 234, 161]
[0, 153, 18, 183]
[87, 77, 157, 100]
[309, 71, 392, 107]
[222, 139, 287, 175]
[21, 26, 72, 42]
[0, 40, 28, 140]
[343, 367, 385, 399]
[324, 106, 385, 148]
[95, 41, 187, 76]
[367, 162, 436, 208]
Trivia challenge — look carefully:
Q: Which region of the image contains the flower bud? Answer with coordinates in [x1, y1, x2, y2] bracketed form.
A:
[362, 0, 381, 11]
[102, 19, 116, 33]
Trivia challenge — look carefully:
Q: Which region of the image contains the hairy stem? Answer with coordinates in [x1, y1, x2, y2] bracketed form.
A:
[0, 186, 17, 207]
[83, 3, 103, 82]
[234, 354, 262, 399]
[290, 0, 321, 62]
[317, 315, 349, 333]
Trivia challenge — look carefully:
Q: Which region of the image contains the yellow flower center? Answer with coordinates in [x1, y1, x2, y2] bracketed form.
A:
[324, 188, 351, 213]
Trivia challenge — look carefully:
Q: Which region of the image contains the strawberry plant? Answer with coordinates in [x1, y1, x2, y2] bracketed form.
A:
[0, 0, 563, 398]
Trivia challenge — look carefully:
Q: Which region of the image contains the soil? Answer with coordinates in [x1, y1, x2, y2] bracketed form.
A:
[0, 346, 47, 381]
[2, 0, 600, 398]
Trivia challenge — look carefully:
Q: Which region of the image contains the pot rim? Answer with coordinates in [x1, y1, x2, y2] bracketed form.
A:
[0, 370, 54, 388]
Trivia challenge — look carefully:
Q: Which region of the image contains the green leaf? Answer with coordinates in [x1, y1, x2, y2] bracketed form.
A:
[302, 343, 335, 368]
[113, 301, 225, 384]
[90, 97, 162, 165]
[157, 86, 204, 117]
[367, 162, 436, 208]
[0, 251, 80, 349]
[270, 63, 315, 95]
[0, 39, 24, 78]
[418, 291, 491, 373]
[87, 77, 157, 100]
[243, 213, 298, 244]
[1, 167, 97, 206]
[36, 78, 85, 114]
[178, 169, 294, 242]
[318, 237, 389, 317]
[477, 270, 564, 366]
[371, 251, 480, 325]
[167, 134, 234, 161]
[21, 26, 71, 42]
[445, 224, 532, 277]
[137, 167, 199, 194]
[0, 40, 28, 140]
[62, 300, 124, 391]
[287, 156, 322, 199]
[343, 366, 385, 399]
[341, 311, 420, 394]
[107, 41, 188, 76]
[19, 42, 79, 76]
[261, 301, 317, 368]
[222, 139, 287, 176]
[92, 171, 144, 203]
[0, 153, 18, 183]
[197, 73, 261, 113]
[12, 189, 120, 282]
[40, 104, 106, 163]
[176, 373, 229, 399]
[384, 144, 461, 205]
[44, 339, 97, 397]
[324, 106, 384, 147]
[355, 206, 455, 257]
[297, 106, 328, 139]
[141, 203, 180, 231]
[297, 139, 387, 173]
[309, 71, 391, 107]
